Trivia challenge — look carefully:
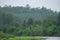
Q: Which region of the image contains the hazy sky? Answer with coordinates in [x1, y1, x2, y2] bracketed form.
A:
[0, 0, 60, 11]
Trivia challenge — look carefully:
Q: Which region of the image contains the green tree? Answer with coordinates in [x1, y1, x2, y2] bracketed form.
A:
[27, 18, 33, 26]
[57, 12, 60, 26]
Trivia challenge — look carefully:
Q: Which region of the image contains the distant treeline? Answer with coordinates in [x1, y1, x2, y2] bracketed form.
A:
[0, 4, 60, 38]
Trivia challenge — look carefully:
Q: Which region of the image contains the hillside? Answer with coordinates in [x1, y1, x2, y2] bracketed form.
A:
[0, 6, 57, 22]
[0, 5, 60, 37]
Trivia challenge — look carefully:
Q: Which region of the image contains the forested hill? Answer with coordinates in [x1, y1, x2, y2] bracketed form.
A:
[0, 5, 60, 37]
[0, 5, 57, 21]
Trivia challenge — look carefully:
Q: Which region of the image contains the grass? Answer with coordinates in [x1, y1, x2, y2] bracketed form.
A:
[1, 37, 45, 40]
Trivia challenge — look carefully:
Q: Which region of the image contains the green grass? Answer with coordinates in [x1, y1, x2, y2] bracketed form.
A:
[1, 37, 45, 40]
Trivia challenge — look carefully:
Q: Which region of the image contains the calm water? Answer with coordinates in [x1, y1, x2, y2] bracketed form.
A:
[45, 37, 60, 40]
[19, 37, 60, 40]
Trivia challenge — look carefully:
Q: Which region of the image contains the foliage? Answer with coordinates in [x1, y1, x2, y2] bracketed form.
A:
[0, 5, 60, 38]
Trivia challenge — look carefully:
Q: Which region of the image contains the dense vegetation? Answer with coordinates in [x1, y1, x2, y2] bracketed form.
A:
[0, 4, 60, 39]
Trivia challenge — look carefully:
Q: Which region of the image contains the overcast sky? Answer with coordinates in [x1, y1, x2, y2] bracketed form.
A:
[0, 0, 60, 11]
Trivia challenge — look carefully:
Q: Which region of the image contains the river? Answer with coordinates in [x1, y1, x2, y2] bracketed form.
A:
[45, 37, 60, 40]
[18, 36, 60, 40]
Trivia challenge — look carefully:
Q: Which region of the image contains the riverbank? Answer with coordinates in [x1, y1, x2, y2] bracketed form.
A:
[1, 36, 60, 40]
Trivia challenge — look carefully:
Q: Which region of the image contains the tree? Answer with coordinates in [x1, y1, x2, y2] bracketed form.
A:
[25, 4, 30, 9]
[27, 18, 33, 26]
[57, 12, 60, 26]
[1, 13, 14, 25]
[23, 20, 26, 26]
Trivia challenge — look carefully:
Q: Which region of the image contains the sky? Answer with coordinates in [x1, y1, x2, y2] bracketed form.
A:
[0, 0, 60, 11]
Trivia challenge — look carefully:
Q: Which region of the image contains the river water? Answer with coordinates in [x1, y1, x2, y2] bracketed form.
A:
[45, 37, 60, 40]
[19, 36, 60, 40]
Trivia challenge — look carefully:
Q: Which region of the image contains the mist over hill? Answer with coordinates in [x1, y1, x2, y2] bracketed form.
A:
[0, 5, 57, 22]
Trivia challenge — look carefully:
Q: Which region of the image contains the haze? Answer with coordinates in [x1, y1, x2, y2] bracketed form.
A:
[0, 0, 60, 11]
